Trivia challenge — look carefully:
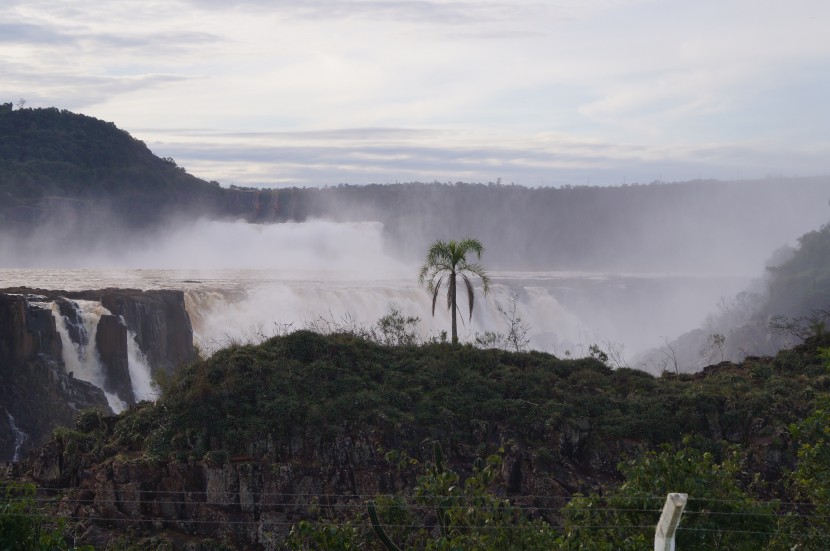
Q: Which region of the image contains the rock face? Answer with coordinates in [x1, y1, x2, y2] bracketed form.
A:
[8, 400, 792, 550]
[95, 314, 132, 406]
[0, 293, 108, 461]
[0, 293, 62, 366]
[0, 288, 196, 462]
[99, 290, 194, 375]
[14, 420, 586, 550]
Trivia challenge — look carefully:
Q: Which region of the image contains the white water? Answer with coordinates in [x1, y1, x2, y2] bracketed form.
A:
[48, 300, 158, 412]
[184, 279, 583, 353]
[6, 272, 751, 367]
[1, 220, 753, 368]
[126, 328, 158, 402]
[50, 300, 126, 412]
[5, 410, 28, 462]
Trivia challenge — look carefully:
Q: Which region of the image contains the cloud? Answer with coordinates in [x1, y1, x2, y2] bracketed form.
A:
[1, 62, 194, 110]
[136, 127, 830, 188]
[0, 22, 72, 45]
[186, 0, 528, 25]
[3, 0, 830, 186]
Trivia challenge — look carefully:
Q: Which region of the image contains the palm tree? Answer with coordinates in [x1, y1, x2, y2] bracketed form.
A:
[418, 238, 490, 344]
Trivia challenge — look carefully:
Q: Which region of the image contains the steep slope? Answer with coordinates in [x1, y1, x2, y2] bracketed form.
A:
[637, 220, 830, 372]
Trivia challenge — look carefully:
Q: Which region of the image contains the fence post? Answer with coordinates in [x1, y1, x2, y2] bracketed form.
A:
[654, 492, 688, 551]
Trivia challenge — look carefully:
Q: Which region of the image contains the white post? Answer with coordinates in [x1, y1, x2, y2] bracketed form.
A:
[654, 492, 688, 551]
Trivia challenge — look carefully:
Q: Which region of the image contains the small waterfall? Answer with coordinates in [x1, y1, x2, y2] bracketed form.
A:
[126, 328, 158, 402]
[50, 300, 129, 412]
[6, 410, 28, 462]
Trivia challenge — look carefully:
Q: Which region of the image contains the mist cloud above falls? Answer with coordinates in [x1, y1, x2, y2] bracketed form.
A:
[0, 218, 410, 278]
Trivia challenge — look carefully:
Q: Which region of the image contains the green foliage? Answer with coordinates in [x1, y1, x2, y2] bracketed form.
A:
[367, 501, 402, 551]
[288, 446, 558, 550]
[787, 396, 830, 546]
[0, 482, 91, 551]
[560, 440, 777, 550]
[766, 222, 830, 318]
[372, 306, 421, 347]
[418, 238, 490, 344]
[106, 329, 829, 467]
[31, 331, 830, 547]
[0, 107, 225, 227]
[587, 344, 609, 364]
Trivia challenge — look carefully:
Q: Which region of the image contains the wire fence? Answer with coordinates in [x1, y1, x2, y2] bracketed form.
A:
[3, 484, 830, 542]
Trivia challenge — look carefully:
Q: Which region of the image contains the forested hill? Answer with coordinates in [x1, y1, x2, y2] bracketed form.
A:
[2, 106, 830, 271]
[301, 179, 830, 271]
[0, 106, 221, 226]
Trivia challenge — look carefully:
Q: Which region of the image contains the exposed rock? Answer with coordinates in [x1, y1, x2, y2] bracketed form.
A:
[95, 314, 132, 406]
[0, 293, 61, 367]
[0, 288, 196, 462]
[99, 289, 195, 375]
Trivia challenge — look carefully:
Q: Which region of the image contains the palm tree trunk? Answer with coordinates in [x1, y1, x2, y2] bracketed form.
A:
[450, 274, 458, 344]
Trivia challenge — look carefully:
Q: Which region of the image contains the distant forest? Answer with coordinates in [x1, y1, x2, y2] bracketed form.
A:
[2, 106, 830, 271]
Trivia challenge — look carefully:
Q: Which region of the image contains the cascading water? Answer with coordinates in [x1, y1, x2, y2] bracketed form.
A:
[5, 410, 28, 462]
[126, 327, 158, 402]
[49, 300, 157, 411]
[1, 220, 755, 367]
[184, 280, 585, 354]
[51, 300, 125, 412]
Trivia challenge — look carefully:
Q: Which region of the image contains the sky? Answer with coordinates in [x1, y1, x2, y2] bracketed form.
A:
[4, 0, 830, 187]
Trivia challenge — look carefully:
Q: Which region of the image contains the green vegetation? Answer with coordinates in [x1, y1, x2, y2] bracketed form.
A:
[288, 443, 557, 550]
[132, 330, 826, 464]
[561, 440, 777, 550]
[418, 238, 490, 344]
[0, 481, 91, 550]
[5, 332, 830, 548]
[767, 222, 830, 318]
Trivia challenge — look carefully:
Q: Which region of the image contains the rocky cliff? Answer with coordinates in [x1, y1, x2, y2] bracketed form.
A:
[0, 288, 196, 462]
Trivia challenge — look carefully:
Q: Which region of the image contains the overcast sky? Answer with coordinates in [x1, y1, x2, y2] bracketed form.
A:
[4, 0, 830, 187]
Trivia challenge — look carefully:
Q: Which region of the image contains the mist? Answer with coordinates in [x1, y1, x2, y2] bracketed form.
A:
[0, 217, 408, 276]
[309, 178, 830, 276]
[0, 211, 792, 363]
[2, 178, 829, 366]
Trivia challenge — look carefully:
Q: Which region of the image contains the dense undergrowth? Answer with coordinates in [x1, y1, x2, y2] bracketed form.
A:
[5, 331, 830, 549]
[110, 330, 830, 474]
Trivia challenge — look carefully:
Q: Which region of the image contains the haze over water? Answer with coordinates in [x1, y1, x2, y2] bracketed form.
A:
[0, 219, 754, 364]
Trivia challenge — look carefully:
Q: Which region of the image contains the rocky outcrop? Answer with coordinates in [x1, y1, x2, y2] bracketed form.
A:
[15, 420, 586, 549]
[0, 288, 196, 463]
[0, 293, 62, 367]
[98, 289, 195, 375]
[95, 314, 132, 406]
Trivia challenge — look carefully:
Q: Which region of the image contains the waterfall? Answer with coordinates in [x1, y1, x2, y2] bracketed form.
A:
[48, 300, 162, 412]
[185, 281, 585, 354]
[50, 300, 126, 411]
[6, 410, 28, 462]
[126, 327, 158, 402]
